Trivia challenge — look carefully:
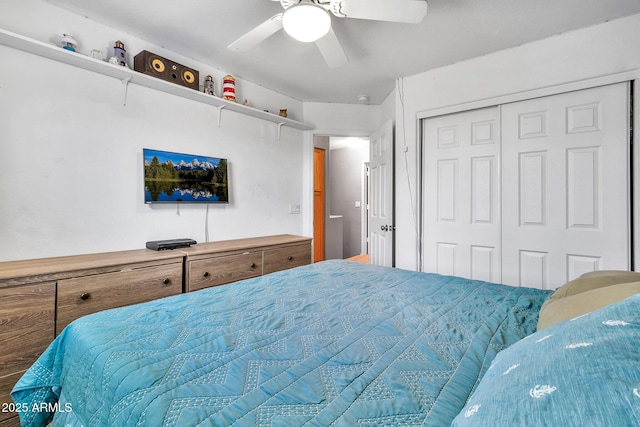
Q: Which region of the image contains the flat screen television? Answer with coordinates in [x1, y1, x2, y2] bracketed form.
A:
[143, 148, 229, 203]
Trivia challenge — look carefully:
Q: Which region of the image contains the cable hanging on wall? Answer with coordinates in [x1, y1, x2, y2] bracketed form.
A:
[205, 204, 210, 243]
[397, 76, 421, 271]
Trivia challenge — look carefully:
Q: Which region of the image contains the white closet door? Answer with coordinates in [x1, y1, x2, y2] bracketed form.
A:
[501, 83, 630, 289]
[422, 107, 502, 282]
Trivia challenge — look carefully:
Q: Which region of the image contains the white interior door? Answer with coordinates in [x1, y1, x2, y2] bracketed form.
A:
[422, 107, 502, 282]
[369, 120, 394, 266]
[501, 83, 630, 289]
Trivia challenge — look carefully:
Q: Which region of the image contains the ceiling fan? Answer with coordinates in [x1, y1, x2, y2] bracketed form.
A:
[227, 0, 428, 68]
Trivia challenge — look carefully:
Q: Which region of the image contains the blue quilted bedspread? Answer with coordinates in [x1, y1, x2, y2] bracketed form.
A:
[12, 260, 550, 426]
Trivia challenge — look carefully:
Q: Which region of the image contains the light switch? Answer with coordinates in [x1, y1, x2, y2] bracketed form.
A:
[355, 201, 361, 208]
[289, 203, 301, 214]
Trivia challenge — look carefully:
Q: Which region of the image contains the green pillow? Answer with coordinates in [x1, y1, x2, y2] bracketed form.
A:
[538, 281, 640, 330]
[549, 271, 640, 300]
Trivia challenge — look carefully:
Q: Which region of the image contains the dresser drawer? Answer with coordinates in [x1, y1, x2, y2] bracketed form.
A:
[263, 243, 312, 275]
[0, 282, 55, 424]
[0, 283, 55, 374]
[189, 252, 262, 291]
[56, 262, 182, 334]
[0, 371, 23, 424]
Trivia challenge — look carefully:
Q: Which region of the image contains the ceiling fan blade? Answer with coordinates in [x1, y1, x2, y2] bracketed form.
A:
[227, 14, 284, 52]
[331, 0, 428, 24]
[315, 28, 347, 68]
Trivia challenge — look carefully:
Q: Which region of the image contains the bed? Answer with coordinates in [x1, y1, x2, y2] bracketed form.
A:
[10, 260, 640, 426]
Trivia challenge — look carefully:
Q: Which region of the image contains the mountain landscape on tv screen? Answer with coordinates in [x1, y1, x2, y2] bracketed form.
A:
[143, 149, 228, 203]
[174, 158, 217, 171]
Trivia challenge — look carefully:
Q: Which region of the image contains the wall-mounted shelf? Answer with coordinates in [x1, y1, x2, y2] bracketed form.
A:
[0, 28, 314, 131]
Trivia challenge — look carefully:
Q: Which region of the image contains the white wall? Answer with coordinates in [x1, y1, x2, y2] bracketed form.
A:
[395, 13, 640, 271]
[379, 89, 396, 125]
[0, 0, 388, 262]
[0, 0, 315, 261]
[0, 45, 307, 261]
[1, 0, 304, 120]
[303, 102, 381, 136]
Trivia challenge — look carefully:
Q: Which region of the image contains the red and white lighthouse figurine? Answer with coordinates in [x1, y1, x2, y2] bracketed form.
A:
[222, 75, 236, 102]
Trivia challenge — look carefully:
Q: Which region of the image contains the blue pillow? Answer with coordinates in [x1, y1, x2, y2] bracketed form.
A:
[452, 294, 640, 427]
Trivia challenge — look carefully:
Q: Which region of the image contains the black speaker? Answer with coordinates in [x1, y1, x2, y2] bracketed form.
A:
[134, 50, 199, 90]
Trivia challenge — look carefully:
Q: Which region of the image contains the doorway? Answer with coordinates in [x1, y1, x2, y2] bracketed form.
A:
[327, 137, 371, 260]
[313, 135, 372, 262]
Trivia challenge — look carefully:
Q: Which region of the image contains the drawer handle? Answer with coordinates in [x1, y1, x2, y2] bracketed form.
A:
[250, 263, 256, 268]
[203, 271, 210, 278]
[163, 278, 171, 285]
[80, 293, 91, 301]
[288, 256, 293, 261]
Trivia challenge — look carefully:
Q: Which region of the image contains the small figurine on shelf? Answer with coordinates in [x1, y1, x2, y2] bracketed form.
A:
[243, 99, 249, 107]
[203, 75, 216, 96]
[279, 109, 288, 118]
[61, 34, 78, 52]
[222, 75, 236, 102]
[108, 41, 127, 66]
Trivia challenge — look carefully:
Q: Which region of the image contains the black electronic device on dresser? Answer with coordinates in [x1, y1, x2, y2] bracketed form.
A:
[146, 238, 197, 251]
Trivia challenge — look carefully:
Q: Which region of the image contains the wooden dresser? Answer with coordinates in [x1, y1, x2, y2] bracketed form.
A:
[0, 249, 184, 426]
[0, 234, 311, 426]
[183, 235, 312, 291]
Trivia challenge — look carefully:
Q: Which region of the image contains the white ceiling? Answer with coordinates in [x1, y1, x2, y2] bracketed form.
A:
[43, 0, 640, 105]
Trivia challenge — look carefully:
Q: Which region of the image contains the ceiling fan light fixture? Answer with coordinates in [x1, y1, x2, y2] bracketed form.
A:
[282, 2, 331, 43]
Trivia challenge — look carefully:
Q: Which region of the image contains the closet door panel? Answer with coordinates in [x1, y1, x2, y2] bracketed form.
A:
[422, 107, 501, 282]
[502, 83, 629, 289]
